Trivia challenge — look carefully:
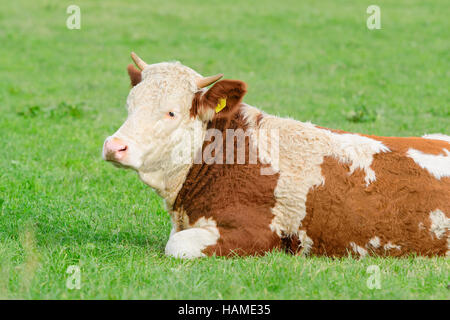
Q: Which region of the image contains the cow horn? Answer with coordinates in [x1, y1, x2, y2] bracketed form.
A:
[196, 73, 223, 88]
[130, 52, 147, 70]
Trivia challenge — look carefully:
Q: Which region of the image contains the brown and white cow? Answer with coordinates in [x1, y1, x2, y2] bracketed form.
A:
[103, 53, 450, 258]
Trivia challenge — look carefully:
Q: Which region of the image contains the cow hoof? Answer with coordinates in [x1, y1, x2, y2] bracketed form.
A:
[165, 228, 219, 259]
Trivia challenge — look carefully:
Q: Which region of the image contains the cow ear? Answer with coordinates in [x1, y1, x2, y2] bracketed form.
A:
[191, 80, 247, 121]
[127, 64, 142, 87]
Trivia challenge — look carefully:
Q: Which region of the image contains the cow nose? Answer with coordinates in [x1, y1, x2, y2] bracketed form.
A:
[103, 138, 128, 162]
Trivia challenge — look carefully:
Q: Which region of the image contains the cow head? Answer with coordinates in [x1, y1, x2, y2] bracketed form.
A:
[102, 53, 246, 198]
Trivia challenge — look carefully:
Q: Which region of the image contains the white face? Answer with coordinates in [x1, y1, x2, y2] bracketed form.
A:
[102, 62, 205, 187]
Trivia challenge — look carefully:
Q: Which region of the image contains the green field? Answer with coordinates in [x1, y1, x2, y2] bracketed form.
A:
[0, 0, 449, 299]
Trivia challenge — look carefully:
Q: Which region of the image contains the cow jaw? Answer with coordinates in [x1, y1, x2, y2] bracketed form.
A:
[136, 119, 207, 205]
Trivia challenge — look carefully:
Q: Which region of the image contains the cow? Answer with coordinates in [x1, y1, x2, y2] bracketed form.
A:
[102, 52, 450, 259]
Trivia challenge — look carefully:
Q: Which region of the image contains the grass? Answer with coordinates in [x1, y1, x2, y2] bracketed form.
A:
[0, 0, 449, 299]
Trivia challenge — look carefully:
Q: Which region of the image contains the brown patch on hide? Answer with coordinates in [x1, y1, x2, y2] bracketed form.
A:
[370, 135, 449, 156]
[190, 80, 247, 120]
[190, 91, 204, 119]
[303, 135, 450, 257]
[127, 64, 142, 87]
[175, 103, 282, 257]
[281, 234, 302, 255]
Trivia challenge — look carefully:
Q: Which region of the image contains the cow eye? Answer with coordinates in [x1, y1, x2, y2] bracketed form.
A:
[168, 111, 175, 118]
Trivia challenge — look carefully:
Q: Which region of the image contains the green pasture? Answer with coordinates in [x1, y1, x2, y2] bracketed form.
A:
[0, 0, 448, 299]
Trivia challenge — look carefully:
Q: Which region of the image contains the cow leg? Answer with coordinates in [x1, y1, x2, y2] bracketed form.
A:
[201, 227, 282, 257]
[165, 227, 220, 259]
[165, 226, 281, 258]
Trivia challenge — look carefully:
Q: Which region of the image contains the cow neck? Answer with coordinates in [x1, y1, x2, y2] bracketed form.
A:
[151, 121, 209, 210]
[172, 106, 249, 212]
[156, 163, 196, 210]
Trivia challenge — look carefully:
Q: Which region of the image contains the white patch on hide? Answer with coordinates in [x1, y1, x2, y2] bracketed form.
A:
[383, 242, 401, 251]
[350, 242, 367, 257]
[297, 230, 314, 255]
[165, 217, 220, 259]
[407, 148, 450, 180]
[422, 134, 450, 144]
[429, 209, 450, 240]
[265, 117, 326, 236]
[367, 236, 381, 249]
[329, 132, 390, 185]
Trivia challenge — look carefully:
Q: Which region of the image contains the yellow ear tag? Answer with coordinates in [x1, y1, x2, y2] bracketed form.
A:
[215, 98, 227, 113]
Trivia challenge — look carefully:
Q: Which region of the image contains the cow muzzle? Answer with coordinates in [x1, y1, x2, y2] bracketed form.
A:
[103, 137, 128, 163]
